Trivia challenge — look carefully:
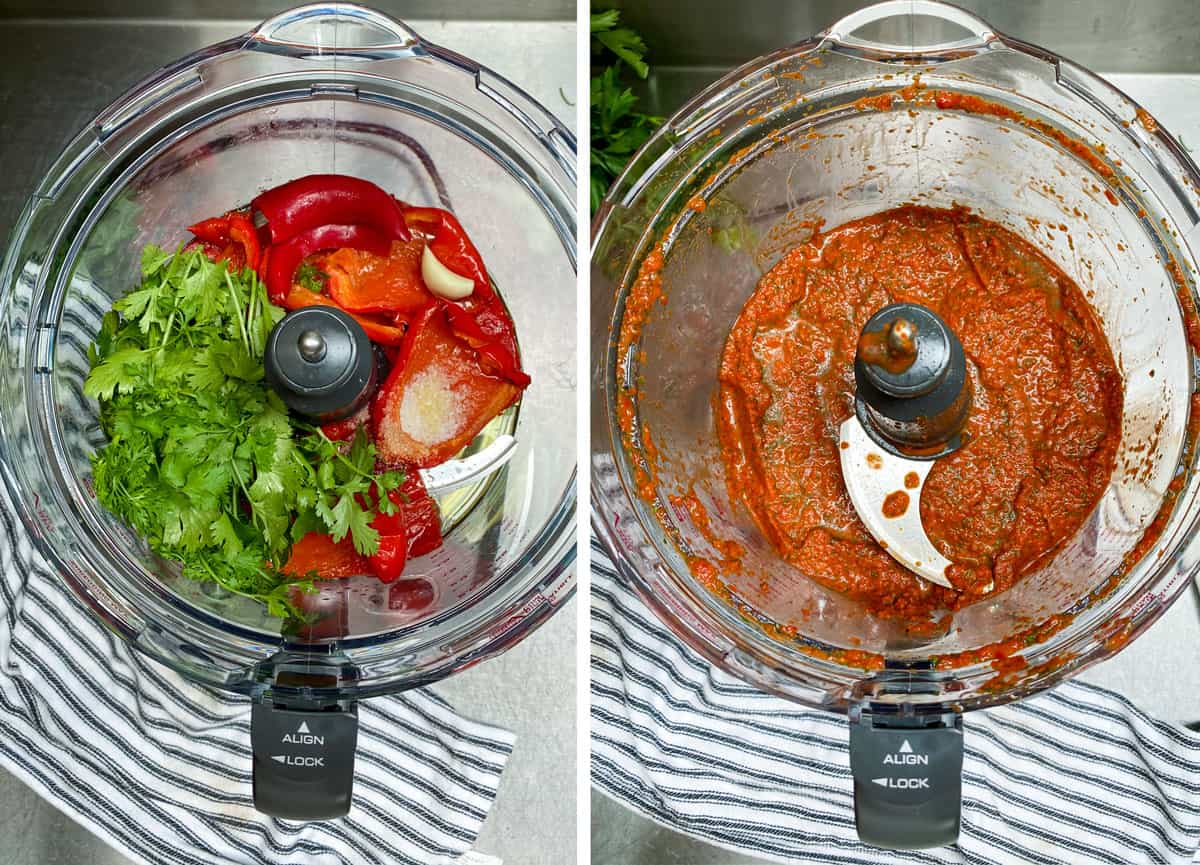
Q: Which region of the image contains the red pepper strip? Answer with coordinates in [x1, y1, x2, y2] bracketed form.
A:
[323, 238, 432, 314]
[367, 470, 443, 581]
[187, 216, 231, 244]
[403, 206, 494, 300]
[189, 211, 260, 272]
[217, 243, 246, 272]
[265, 223, 392, 304]
[368, 534, 407, 583]
[321, 404, 370, 442]
[443, 303, 530, 388]
[402, 206, 526, 386]
[282, 532, 369, 579]
[227, 211, 261, 272]
[183, 238, 227, 262]
[253, 174, 411, 245]
[280, 285, 407, 346]
[372, 303, 521, 467]
[400, 472, 442, 558]
[372, 471, 442, 560]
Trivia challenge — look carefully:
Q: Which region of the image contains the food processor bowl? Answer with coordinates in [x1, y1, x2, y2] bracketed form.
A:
[0, 4, 575, 818]
[591, 0, 1200, 847]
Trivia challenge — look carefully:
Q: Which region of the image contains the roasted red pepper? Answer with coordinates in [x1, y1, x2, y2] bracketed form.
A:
[188, 210, 260, 271]
[280, 285, 407, 346]
[442, 302, 530, 388]
[366, 470, 442, 581]
[323, 238, 431, 314]
[368, 534, 408, 583]
[187, 216, 231, 244]
[372, 303, 522, 467]
[282, 532, 369, 579]
[227, 211, 261, 272]
[404, 206, 493, 300]
[253, 174, 411, 245]
[374, 471, 442, 556]
[264, 223, 392, 304]
[183, 238, 226, 262]
[401, 207, 528, 387]
[320, 404, 370, 442]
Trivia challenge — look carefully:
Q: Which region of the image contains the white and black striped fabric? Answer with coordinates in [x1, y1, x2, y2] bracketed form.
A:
[0, 479, 513, 865]
[592, 538, 1200, 865]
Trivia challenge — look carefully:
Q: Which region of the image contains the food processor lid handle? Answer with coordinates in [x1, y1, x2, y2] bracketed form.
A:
[848, 709, 963, 849]
[249, 652, 361, 820]
[251, 701, 359, 820]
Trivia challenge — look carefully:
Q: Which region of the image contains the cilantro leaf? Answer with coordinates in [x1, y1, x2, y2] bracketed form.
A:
[295, 262, 328, 292]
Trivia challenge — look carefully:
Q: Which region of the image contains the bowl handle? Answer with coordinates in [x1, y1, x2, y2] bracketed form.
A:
[824, 0, 995, 55]
[249, 651, 362, 820]
[251, 3, 421, 54]
[848, 708, 964, 849]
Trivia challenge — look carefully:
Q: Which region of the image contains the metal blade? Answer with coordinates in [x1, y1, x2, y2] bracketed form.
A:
[838, 416, 953, 588]
[419, 434, 517, 494]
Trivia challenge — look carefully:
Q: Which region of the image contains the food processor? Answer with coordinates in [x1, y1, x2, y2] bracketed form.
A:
[0, 4, 576, 820]
[591, 0, 1200, 848]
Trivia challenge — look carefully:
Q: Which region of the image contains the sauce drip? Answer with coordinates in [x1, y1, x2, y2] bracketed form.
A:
[882, 491, 910, 518]
[716, 206, 1122, 622]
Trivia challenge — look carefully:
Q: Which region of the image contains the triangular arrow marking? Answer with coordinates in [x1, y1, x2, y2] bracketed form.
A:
[872, 777, 889, 787]
[298, 721, 310, 734]
[271, 755, 287, 763]
[899, 739, 913, 754]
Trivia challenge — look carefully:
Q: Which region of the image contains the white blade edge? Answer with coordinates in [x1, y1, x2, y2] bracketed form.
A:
[838, 416, 954, 589]
[419, 434, 517, 494]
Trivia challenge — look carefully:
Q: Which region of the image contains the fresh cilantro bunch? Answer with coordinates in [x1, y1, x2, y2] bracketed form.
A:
[591, 9, 662, 214]
[84, 246, 402, 619]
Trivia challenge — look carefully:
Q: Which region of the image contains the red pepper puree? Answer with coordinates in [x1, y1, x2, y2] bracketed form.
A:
[716, 206, 1123, 623]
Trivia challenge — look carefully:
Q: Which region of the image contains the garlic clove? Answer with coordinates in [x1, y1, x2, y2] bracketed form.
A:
[421, 245, 475, 300]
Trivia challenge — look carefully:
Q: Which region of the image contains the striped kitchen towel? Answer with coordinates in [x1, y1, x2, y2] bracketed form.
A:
[591, 538, 1200, 865]
[0, 478, 513, 865]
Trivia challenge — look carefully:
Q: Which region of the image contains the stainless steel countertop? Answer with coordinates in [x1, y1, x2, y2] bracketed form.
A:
[0, 13, 576, 865]
[591, 67, 1200, 865]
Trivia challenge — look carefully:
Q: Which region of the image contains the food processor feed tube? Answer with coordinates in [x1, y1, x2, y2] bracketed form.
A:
[0, 4, 577, 822]
[592, 0, 1200, 851]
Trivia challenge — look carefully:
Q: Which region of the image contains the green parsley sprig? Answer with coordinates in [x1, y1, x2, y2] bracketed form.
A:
[84, 246, 402, 619]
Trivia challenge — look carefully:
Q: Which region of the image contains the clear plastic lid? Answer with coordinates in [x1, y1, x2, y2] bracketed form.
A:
[0, 4, 576, 699]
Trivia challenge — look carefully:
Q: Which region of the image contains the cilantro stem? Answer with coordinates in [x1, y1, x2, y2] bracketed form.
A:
[160, 308, 177, 349]
[192, 552, 299, 608]
[224, 270, 251, 354]
[245, 272, 261, 356]
[229, 458, 259, 532]
[311, 428, 398, 483]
